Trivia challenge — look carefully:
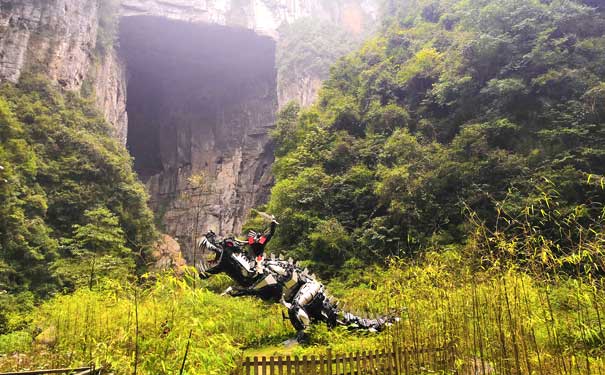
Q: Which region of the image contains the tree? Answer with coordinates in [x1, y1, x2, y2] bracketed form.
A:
[53, 207, 133, 290]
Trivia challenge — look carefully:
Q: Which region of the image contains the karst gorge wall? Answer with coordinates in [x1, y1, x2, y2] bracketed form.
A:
[0, 0, 378, 259]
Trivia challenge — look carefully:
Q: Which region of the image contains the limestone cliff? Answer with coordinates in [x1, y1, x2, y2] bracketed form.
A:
[0, 0, 379, 261]
[0, 0, 128, 140]
[120, 0, 378, 38]
[0, 0, 97, 89]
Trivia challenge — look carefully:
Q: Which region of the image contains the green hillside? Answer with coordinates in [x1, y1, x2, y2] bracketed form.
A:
[266, 0, 605, 278]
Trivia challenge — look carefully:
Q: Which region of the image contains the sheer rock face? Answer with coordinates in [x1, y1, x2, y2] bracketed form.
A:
[0, 0, 128, 141]
[121, 17, 277, 258]
[278, 75, 323, 109]
[0, 0, 97, 88]
[0, 0, 378, 261]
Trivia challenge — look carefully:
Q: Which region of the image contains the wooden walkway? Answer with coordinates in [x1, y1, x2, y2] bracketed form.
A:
[234, 343, 455, 375]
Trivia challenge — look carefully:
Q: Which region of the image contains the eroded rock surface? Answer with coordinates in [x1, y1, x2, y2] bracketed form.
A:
[152, 234, 187, 274]
[0, 0, 97, 88]
[119, 0, 379, 107]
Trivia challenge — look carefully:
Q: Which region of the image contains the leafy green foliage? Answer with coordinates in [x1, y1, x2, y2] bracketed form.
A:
[53, 207, 134, 290]
[265, 0, 605, 278]
[0, 76, 156, 302]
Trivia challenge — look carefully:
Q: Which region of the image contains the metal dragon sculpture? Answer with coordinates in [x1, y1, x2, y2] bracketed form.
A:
[196, 215, 396, 343]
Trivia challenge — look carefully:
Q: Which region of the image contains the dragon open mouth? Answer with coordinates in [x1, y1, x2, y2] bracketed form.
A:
[196, 237, 223, 275]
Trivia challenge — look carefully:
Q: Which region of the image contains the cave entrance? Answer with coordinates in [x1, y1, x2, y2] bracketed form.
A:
[119, 16, 277, 241]
[120, 16, 277, 181]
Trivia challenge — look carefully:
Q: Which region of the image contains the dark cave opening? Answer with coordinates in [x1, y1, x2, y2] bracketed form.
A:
[120, 16, 277, 182]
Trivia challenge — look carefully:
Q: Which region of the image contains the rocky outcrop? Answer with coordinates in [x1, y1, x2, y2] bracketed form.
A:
[93, 50, 129, 143]
[119, 0, 379, 107]
[278, 73, 323, 108]
[152, 234, 187, 274]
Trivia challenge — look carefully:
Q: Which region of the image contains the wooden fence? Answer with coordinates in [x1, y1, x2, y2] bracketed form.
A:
[234, 343, 455, 375]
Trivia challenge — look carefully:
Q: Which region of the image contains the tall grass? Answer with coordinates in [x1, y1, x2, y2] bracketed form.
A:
[0, 272, 292, 374]
[285, 178, 605, 374]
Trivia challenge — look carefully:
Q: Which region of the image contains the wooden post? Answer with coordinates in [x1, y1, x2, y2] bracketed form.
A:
[245, 357, 251, 375]
[278, 356, 284, 375]
[294, 355, 300, 375]
[327, 349, 333, 375]
[319, 353, 326, 375]
[302, 356, 308, 375]
[286, 355, 292, 375]
[262, 356, 268, 375]
[253, 357, 259, 375]
[374, 349, 380, 375]
[270, 356, 275, 375]
[355, 351, 362, 375]
[378, 349, 386, 375]
[361, 351, 368, 374]
[386, 349, 394, 375]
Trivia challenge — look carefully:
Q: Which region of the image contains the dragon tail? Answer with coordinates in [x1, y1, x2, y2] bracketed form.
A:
[324, 298, 399, 332]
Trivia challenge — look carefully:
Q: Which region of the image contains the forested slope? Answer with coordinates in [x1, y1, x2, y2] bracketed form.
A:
[0, 77, 156, 331]
[265, 0, 605, 278]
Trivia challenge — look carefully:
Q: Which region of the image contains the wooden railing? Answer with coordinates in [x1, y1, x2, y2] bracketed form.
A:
[234, 342, 455, 375]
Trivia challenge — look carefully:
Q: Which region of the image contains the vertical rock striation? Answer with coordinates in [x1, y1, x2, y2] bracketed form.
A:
[0, 0, 97, 89]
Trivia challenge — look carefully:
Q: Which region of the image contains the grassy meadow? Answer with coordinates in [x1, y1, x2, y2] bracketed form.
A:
[2, 247, 605, 374]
